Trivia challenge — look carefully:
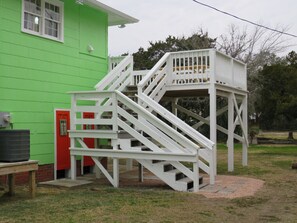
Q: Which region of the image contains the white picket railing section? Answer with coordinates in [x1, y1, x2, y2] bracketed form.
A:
[137, 49, 247, 92]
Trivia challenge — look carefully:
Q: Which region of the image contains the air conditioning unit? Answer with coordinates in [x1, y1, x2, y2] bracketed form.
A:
[0, 130, 30, 162]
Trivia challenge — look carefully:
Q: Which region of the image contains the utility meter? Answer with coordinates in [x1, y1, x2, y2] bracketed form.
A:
[0, 112, 11, 128]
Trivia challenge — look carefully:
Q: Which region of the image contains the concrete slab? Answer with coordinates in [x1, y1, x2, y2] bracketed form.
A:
[197, 175, 265, 199]
[39, 179, 92, 188]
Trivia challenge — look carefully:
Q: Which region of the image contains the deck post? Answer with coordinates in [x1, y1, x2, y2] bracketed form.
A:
[209, 85, 217, 175]
[193, 157, 199, 192]
[70, 153, 76, 180]
[228, 93, 234, 172]
[112, 139, 119, 187]
[172, 98, 178, 130]
[126, 159, 133, 171]
[242, 95, 248, 166]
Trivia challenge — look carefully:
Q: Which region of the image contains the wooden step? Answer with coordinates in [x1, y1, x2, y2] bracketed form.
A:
[166, 168, 185, 180]
[126, 85, 138, 91]
[177, 176, 203, 190]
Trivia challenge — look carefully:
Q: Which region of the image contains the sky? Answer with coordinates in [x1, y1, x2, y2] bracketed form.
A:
[99, 0, 297, 56]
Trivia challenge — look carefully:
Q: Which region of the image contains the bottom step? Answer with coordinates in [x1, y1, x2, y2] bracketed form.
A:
[178, 176, 203, 190]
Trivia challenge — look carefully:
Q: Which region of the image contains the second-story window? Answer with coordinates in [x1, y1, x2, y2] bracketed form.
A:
[22, 0, 64, 42]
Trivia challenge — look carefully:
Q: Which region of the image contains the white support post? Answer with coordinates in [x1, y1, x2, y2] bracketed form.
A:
[172, 98, 178, 130]
[172, 98, 178, 116]
[126, 159, 133, 171]
[209, 86, 217, 175]
[70, 94, 77, 180]
[119, 139, 133, 171]
[138, 163, 144, 182]
[242, 95, 248, 166]
[70, 151, 76, 180]
[228, 93, 234, 172]
[193, 158, 200, 192]
[94, 160, 102, 179]
[81, 157, 84, 176]
[112, 140, 119, 187]
[166, 54, 173, 85]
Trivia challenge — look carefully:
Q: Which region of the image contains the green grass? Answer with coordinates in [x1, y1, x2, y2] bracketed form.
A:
[1, 144, 297, 223]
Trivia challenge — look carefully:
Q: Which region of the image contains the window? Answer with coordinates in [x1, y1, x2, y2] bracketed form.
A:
[22, 0, 64, 42]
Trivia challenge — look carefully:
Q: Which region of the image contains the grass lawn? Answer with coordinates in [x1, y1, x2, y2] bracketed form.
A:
[0, 144, 297, 223]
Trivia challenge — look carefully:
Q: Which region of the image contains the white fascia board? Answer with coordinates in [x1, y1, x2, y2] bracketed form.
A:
[84, 0, 139, 26]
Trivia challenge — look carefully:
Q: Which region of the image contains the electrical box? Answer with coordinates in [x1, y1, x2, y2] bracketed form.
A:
[0, 112, 11, 128]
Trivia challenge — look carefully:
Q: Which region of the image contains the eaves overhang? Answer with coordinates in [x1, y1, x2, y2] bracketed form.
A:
[83, 0, 139, 26]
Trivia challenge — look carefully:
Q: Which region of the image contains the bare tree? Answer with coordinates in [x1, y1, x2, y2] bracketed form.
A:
[217, 23, 293, 127]
[217, 23, 292, 64]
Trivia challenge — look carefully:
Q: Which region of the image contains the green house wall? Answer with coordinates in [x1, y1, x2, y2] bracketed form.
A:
[0, 0, 109, 164]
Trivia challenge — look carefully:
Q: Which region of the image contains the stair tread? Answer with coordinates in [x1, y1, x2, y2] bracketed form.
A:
[177, 176, 203, 183]
[153, 161, 171, 165]
[166, 169, 181, 174]
[177, 177, 193, 183]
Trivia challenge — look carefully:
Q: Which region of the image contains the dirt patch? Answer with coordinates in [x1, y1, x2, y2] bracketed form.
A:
[198, 175, 265, 199]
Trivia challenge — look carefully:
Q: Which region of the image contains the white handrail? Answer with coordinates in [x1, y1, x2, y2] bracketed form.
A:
[138, 53, 170, 88]
[95, 55, 133, 91]
[116, 91, 199, 154]
[138, 93, 215, 150]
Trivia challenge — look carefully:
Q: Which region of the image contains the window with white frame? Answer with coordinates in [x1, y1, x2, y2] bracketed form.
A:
[22, 0, 64, 42]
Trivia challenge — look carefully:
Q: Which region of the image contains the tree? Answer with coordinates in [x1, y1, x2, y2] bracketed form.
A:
[256, 51, 297, 139]
[217, 24, 291, 63]
[132, 30, 216, 70]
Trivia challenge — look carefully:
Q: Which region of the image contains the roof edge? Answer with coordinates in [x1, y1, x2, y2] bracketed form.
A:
[84, 0, 139, 26]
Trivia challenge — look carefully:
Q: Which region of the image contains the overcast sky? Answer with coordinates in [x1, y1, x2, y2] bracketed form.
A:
[99, 0, 297, 56]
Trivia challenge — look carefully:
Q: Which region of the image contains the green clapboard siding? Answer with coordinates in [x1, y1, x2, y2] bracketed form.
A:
[0, 0, 109, 164]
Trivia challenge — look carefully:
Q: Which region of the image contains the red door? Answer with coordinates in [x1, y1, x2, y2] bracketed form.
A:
[56, 110, 70, 170]
[83, 112, 95, 166]
[83, 112, 107, 168]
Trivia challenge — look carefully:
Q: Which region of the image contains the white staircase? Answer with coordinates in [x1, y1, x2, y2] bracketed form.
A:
[68, 49, 247, 192]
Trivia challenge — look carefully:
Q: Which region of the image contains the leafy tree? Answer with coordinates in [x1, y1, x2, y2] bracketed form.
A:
[133, 30, 216, 70]
[256, 51, 297, 139]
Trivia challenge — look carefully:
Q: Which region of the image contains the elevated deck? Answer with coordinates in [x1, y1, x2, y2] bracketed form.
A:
[127, 49, 247, 93]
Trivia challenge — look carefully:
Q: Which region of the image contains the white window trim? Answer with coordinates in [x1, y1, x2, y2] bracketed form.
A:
[21, 0, 64, 42]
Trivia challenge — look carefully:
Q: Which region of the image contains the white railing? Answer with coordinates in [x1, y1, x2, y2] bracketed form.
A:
[70, 90, 214, 181]
[137, 49, 247, 92]
[169, 49, 212, 85]
[131, 70, 149, 85]
[138, 53, 170, 102]
[233, 60, 247, 90]
[96, 55, 133, 91]
[215, 51, 247, 90]
[70, 91, 201, 154]
[108, 56, 126, 72]
[138, 93, 214, 176]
